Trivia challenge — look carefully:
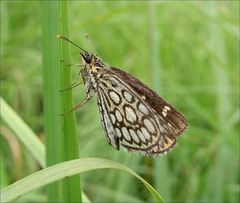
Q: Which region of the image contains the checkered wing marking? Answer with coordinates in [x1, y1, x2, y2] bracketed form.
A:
[110, 67, 188, 136]
[96, 69, 182, 156]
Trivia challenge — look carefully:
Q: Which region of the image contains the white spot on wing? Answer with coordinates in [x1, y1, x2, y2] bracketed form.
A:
[110, 113, 116, 124]
[162, 111, 167, 117]
[129, 129, 140, 144]
[152, 145, 159, 153]
[115, 128, 122, 138]
[141, 127, 151, 140]
[137, 129, 146, 143]
[122, 127, 131, 142]
[124, 106, 137, 123]
[143, 118, 156, 134]
[123, 91, 133, 102]
[115, 109, 123, 122]
[164, 106, 171, 111]
[109, 90, 121, 104]
[138, 103, 149, 115]
[162, 105, 171, 117]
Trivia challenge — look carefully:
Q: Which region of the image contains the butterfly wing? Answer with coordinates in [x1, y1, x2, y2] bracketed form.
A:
[110, 67, 188, 136]
[96, 67, 187, 156]
[97, 84, 120, 150]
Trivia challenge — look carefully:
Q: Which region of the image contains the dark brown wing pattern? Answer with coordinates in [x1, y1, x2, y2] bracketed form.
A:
[110, 67, 188, 137]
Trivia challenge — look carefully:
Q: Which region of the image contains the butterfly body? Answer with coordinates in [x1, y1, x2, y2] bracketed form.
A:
[79, 51, 188, 156]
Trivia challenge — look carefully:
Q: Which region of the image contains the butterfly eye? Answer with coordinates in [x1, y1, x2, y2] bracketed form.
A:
[84, 54, 92, 64]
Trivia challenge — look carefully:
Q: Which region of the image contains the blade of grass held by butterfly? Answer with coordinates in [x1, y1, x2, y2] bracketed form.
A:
[42, 2, 64, 202]
[59, 2, 82, 201]
[1, 158, 164, 203]
[42, 1, 81, 202]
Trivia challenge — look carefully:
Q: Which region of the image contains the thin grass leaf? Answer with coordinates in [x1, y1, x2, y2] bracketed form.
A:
[42, 1, 81, 202]
[0, 97, 45, 167]
[59, 2, 82, 202]
[42, 2, 63, 201]
[1, 158, 164, 203]
[0, 98, 90, 202]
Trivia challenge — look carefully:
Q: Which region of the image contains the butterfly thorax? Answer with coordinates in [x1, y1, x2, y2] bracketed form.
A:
[80, 52, 109, 97]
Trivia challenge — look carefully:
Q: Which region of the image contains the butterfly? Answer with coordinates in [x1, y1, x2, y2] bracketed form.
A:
[57, 35, 188, 157]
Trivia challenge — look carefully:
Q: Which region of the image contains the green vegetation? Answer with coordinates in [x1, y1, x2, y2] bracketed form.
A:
[1, 1, 239, 202]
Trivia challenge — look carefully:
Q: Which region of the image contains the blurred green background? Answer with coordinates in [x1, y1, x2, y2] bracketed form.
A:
[1, 1, 239, 202]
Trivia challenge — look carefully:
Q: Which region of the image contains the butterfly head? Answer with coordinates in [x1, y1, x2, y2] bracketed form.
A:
[56, 35, 104, 68]
[81, 52, 94, 64]
[80, 51, 105, 69]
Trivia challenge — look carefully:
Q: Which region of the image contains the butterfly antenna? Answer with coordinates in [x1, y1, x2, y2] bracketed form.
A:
[56, 35, 88, 53]
[84, 33, 95, 53]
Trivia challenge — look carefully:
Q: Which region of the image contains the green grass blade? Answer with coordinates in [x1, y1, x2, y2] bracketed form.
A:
[42, 2, 63, 201]
[1, 158, 164, 203]
[0, 98, 90, 202]
[59, 1, 82, 202]
[0, 97, 45, 168]
[42, 1, 81, 202]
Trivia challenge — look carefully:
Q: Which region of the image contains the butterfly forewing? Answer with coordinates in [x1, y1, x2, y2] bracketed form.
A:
[110, 67, 188, 136]
[96, 67, 187, 156]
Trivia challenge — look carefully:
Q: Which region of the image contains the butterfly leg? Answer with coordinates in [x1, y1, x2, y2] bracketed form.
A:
[60, 95, 93, 116]
[59, 64, 83, 92]
[59, 80, 83, 92]
[60, 59, 83, 67]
